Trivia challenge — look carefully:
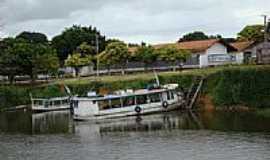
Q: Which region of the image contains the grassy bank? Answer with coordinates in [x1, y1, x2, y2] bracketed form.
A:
[1, 65, 269, 110]
[204, 65, 270, 108]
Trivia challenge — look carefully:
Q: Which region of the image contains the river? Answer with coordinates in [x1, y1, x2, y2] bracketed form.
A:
[0, 110, 270, 160]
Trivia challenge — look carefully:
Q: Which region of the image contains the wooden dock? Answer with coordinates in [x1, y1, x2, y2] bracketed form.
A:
[184, 77, 204, 110]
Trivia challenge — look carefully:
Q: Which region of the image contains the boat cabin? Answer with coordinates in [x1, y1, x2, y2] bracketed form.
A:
[72, 88, 180, 118]
[31, 97, 70, 112]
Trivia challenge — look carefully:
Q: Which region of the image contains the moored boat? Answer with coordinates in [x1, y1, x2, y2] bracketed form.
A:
[72, 84, 185, 121]
[30, 96, 71, 112]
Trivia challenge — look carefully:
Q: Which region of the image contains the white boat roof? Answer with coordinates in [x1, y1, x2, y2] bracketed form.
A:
[73, 88, 175, 101]
[31, 96, 70, 101]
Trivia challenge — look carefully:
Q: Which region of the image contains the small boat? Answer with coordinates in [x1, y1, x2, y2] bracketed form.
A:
[72, 83, 185, 121]
[30, 96, 71, 112]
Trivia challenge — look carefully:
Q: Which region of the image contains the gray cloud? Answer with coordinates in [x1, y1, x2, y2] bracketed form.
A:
[0, 0, 270, 43]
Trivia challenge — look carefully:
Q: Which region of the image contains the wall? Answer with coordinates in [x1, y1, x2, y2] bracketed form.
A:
[206, 43, 227, 55]
[199, 43, 228, 68]
[231, 52, 244, 64]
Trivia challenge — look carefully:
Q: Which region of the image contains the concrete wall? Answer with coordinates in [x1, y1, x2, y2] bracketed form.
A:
[232, 52, 244, 64]
[199, 43, 229, 68]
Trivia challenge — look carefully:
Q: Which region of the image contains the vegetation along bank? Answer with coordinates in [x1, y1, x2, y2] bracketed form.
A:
[0, 65, 269, 111]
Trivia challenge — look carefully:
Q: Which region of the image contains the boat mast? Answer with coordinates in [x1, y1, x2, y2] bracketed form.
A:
[153, 70, 160, 87]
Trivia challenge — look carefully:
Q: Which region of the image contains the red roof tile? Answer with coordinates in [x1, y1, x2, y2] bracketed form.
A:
[230, 41, 254, 52]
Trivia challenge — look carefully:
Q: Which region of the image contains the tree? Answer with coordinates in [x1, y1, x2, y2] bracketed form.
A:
[134, 44, 157, 70]
[157, 46, 190, 71]
[65, 53, 92, 77]
[97, 41, 129, 75]
[237, 25, 264, 42]
[52, 25, 106, 64]
[0, 38, 59, 83]
[16, 31, 48, 44]
[76, 42, 96, 56]
[178, 31, 222, 42]
[0, 38, 22, 83]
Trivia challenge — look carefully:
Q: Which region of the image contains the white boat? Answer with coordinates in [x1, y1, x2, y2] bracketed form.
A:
[30, 96, 71, 112]
[72, 84, 185, 121]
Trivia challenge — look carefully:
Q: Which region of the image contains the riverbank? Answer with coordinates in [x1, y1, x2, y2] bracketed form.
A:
[1, 65, 270, 110]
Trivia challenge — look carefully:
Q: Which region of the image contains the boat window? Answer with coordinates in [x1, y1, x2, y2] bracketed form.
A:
[149, 93, 161, 103]
[111, 98, 122, 109]
[122, 96, 135, 107]
[54, 100, 61, 106]
[171, 91, 175, 99]
[167, 91, 171, 100]
[136, 95, 147, 105]
[98, 100, 110, 110]
[44, 101, 49, 108]
[62, 99, 69, 104]
[34, 100, 43, 106]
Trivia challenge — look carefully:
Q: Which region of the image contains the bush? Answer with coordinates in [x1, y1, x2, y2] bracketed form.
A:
[206, 67, 270, 108]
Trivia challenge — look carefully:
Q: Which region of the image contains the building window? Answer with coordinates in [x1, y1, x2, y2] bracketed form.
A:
[208, 54, 233, 62]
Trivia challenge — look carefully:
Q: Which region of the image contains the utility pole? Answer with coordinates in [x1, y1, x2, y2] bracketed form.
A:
[262, 14, 268, 42]
[96, 33, 100, 77]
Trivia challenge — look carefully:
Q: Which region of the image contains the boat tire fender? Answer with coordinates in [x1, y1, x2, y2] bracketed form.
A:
[162, 101, 168, 109]
[135, 106, 142, 113]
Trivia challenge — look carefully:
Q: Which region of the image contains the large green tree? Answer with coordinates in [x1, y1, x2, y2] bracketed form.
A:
[52, 25, 106, 64]
[97, 41, 129, 75]
[157, 46, 190, 71]
[178, 31, 222, 42]
[0, 38, 59, 83]
[237, 25, 264, 42]
[16, 31, 48, 44]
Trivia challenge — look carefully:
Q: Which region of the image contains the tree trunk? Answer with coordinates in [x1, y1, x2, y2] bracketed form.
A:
[107, 66, 111, 76]
[173, 61, 177, 72]
[30, 74, 36, 85]
[121, 65, 125, 75]
[75, 67, 80, 77]
[8, 75, 14, 84]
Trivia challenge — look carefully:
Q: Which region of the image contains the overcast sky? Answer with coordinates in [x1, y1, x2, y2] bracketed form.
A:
[0, 0, 269, 44]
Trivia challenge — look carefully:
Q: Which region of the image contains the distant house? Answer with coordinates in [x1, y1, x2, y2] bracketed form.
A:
[231, 41, 270, 64]
[154, 39, 237, 68]
[230, 41, 254, 64]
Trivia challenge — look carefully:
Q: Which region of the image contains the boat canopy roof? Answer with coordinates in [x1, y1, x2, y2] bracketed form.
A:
[31, 96, 70, 101]
[73, 88, 175, 101]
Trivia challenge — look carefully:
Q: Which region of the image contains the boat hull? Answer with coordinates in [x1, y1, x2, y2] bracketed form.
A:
[31, 105, 70, 113]
[73, 102, 183, 121]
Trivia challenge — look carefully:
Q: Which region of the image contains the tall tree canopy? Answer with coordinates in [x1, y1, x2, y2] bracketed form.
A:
[0, 38, 59, 83]
[156, 46, 190, 71]
[16, 31, 48, 44]
[134, 44, 157, 69]
[52, 25, 106, 64]
[237, 25, 264, 42]
[65, 43, 94, 77]
[178, 31, 222, 42]
[97, 41, 129, 74]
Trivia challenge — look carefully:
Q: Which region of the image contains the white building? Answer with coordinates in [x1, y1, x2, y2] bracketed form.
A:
[230, 41, 254, 64]
[155, 39, 238, 68]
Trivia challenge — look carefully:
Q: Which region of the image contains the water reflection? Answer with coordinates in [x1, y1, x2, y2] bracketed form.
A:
[0, 111, 72, 135]
[31, 111, 72, 134]
[0, 110, 270, 135]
